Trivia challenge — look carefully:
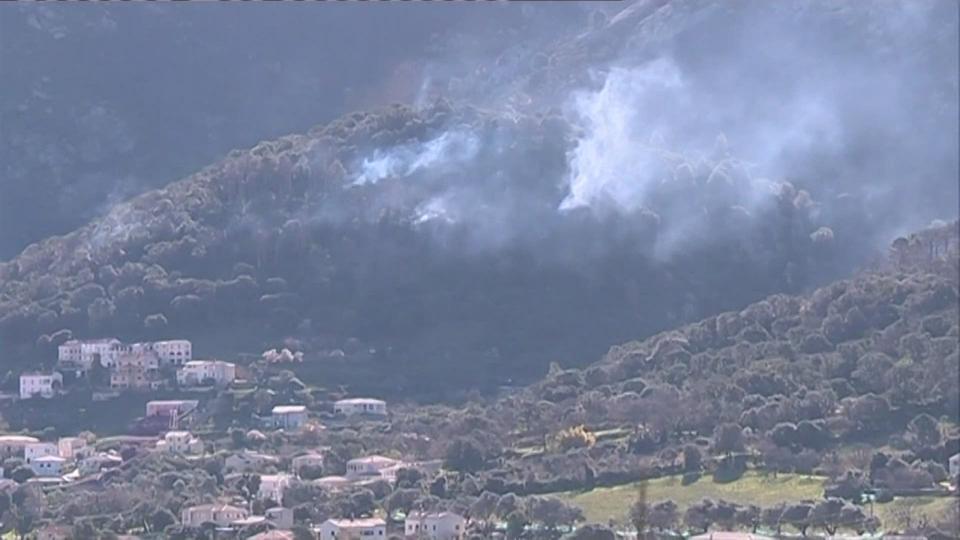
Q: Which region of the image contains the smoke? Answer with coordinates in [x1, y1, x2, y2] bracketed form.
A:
[351, 130, 481, 187]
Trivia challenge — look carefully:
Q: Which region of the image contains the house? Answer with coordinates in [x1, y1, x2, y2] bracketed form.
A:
[181, 503, 248, 527]
[110, 351, 161, 390]
[148, 339, 193, 366]
[58, 338, 123, 369]
[334, 398, 387, 416]
[58, 437, 90, 461]
[146, 399, 199, 418]
[313, 475, 352, 490]
[0, 435, 39, 458]
[346, 455, 403, 481]
[35, 525, 73, 540]
[25, 442, 59, 464]
[258, 473, 292, 503]
[20, 372, 63, 399]
[225, 450, 280, 473]
[317, 518, 387, 539]
[292, 452, 325, 477]
[31, 455, 65, 477]
[265, 506, 294, 529]
[248, 532, 295, 540]
[405, 511, 466, 540]
[156, 431, 203, 454]
[272, 405, 308, 429]
[78, 452, 123, 475]
[177, 360, 236, 387]
[949, 452, 960, 481]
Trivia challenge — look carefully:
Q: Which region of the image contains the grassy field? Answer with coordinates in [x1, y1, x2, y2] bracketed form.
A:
[558, 471, 827, 524]
[557, 472, 957, 532]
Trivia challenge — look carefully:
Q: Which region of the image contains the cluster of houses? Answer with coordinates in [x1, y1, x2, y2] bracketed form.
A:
[0, 434, 122, 482]
[174, 507, 466, 540]
[20, 338, 242, 399]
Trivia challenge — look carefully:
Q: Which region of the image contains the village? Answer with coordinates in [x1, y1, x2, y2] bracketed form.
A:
[4, 332, 960, 540]
[9, 336, 478, 540]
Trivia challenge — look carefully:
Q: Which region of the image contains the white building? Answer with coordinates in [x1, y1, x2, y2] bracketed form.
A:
[0, 435, 39, 458]
[149, 339, 192, 366]
[272, 405, 308, 429]
[292, 452, 325, 477]
[20, 372, 63, 399]
[317, 518, 387, 539]
[24, 442, 59, 464]
[224, 450, 280, 473]
[156, 431, 203, 455]
[950, 452, 960, 481]
[30, 455, 65, 477]
[58, 338, 123, 369]
[258, 473, 292, 503]
[146, 399, 199, 418]
[334, 398, 387, 416]
[181, 503, 248, 527]
[177, 360, 236, 387]
[58, 437, 90, 461]
[405, 511, 466, 540]
[346, 455, 403, 481]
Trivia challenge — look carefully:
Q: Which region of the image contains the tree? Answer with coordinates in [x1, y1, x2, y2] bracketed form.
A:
[684, 500, 715, 533]
[505, 510, 528, 540]
[682, 445, 702, 472]
[526, 496, 583, 532]
[735, 505, 761, 533]
[713, 423, 745, 455]
[444, 439, 486, 474]
[761, 504, 785, 534]
[150, 508, 177, 532]
[907, 413, 942, 449]
[781, 503, 813, 536]
[10, 466, 34, 484]
[648, 500, 679, 532]
[809, 498, 845, 535]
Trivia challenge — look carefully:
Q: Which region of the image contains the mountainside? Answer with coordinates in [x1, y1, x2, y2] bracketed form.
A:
[1, 0, 957, 399]
[0, 102, 855, 397]
[384, 222, 959, 510]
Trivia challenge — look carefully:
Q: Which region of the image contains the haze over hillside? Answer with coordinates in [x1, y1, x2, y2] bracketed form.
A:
[1, 0, 957, 399]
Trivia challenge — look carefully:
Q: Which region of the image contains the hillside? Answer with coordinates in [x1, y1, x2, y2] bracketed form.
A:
[1, 0, 957, 400]
[0, 99, 879, 398]
[419, 221, 959, 499]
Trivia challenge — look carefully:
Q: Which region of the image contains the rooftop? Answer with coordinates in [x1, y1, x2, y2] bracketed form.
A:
[34, 455, 66, 463]
[336, 397, 385, 405]
[272, 405, 307, 414]
[323, 517, 386, 528]
[348, 455, 400, 466]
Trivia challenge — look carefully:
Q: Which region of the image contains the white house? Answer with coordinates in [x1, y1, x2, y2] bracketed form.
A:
[292, 452, 325, 477]
[317, 518, 387, 539]
[405, 511, 466, 540]
[258, 473, 292, 503]
[313, 475, 352, 490]
[20, 372, 63, 399]
[58, 338, 123, 369]
[147, 339, 193, 366]
[156, 431, 203, 455]
[334, 398, 387, 416]
[30, 455, 65, 477]
[271, 405, 308, 429]
[24, 442, 59, 464]
[146, 400, 199, 418]
[346, 455, 403, 481]
[181, 503, 248, 527]
[0, 436, 39, 458]
[177, 360, 236, 387]
[949, 452, 960, 481]
[58, 437, 90, 461]
[224, 450, 280, 473]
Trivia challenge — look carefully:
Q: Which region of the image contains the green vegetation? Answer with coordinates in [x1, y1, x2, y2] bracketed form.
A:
[557, 472, 826, 524]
